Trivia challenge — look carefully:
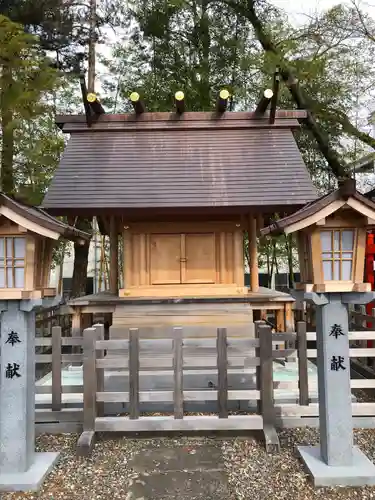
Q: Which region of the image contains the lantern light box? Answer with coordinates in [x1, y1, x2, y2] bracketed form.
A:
[0, 193, 90, 300]
[261, 178, 375, 293]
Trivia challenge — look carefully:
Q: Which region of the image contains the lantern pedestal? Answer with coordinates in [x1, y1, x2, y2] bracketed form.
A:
[294, 291, 375, 487]
[0, 300, 60, 492]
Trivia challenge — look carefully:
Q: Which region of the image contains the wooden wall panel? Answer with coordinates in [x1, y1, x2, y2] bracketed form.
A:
[226, 232, 234, 283]
[149, 234, 181, 284]
[310, 230, 323, 284]
[25, 236, 36, 290]
[34, 238, 42, 289]
[219, 232, 226, 284]
[233, 230, 244, 286]
[139, 234, 147, 286]
[215, 233, 220, 284]
[354, 227, 366, 283]
[296, 232, 306, 283]
[132, 233, 140, 286]
[185, 233, 216, 283]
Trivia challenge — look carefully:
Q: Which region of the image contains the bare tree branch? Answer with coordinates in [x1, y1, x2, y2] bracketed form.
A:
[220, 0, 348, 179]
[351, 0, 375, 43]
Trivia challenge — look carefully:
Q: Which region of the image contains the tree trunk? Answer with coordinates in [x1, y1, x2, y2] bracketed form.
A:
[200, 0, 211, 109]
[71, 217, 92, 297]
[87, 0, 96, 92]
[71, 238, 91, 297]
[272, 239, 279, 273]
[0, 66, 15, 194]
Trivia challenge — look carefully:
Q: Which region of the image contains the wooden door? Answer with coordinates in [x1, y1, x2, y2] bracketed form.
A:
[183, 233, 216, 283]
[150, 234, 181, 284]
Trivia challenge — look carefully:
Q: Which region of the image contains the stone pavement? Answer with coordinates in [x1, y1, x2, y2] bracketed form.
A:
[127, 442, 231, 499]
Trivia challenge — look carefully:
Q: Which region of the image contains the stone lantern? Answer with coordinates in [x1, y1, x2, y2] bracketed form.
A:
[0, 193, 88, 300]
[261, 178, 375, 487]
[264, 178, 371, 294]
[0, 193, 90, 492]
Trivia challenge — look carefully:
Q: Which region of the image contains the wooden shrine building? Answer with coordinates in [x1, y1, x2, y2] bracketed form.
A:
[42, 89, 317, 333]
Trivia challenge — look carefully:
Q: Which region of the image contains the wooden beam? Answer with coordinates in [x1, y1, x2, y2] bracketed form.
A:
[87, 92, 105, 115]
[216, 89, 230, 113]
[174, 91, 185, 114]
[255, 88, 273, 115]
[269, 68, 280, 124]
[249, 215, 259, 292]
[79, 74, 93, 126]
[94, 415, 263, 432]
[129, 92, 145, 114]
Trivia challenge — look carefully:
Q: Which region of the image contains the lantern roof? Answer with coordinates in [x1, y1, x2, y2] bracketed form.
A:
[261, 178, 375, 236]
[0, 192, 91, 241]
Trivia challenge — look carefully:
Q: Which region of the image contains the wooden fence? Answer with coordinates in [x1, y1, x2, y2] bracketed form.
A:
[34, 321, 375, 445]
[76, 322, 300, 456]
[35, 325, 83, 434]
[275, 329, 375, 428]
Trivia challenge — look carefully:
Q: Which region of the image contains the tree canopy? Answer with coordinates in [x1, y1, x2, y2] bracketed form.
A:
[2, 0, 375, 290]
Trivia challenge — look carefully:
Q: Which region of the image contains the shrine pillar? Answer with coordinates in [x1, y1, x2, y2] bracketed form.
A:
[295, 290, 375, 486]
[0, 299, 60, 491]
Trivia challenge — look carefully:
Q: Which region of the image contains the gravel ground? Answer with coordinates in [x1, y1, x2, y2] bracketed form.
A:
[3, 429, 375, 499]
[223, 428, 375, 500]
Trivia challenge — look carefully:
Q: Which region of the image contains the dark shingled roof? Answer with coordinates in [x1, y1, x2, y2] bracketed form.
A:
[261, 179, 375, 236]
[0, 193, 91, 241]
[43, 111, 317, 213]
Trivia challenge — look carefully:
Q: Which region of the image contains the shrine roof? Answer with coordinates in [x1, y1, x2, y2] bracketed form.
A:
[0, 193, 91, 241]
[43, 110, 317, 214]
[261, 179, 375, 236]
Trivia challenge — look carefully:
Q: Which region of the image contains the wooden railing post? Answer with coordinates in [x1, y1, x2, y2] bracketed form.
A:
[93, 324, 105, 417]
[72, 308, 82, 366]
[77, 327, 97, 457]
[129, 328, 140, 420]
[254, 320, 265, 415]
[51, 326, 62, 411]
[217, 328, 228, 418]
[297, 321, 309, 406]
[258, 324, 274, 424]
[173, 327, 183, 419]
[258, 323, 280, 453]
[83, 327, 97, 431]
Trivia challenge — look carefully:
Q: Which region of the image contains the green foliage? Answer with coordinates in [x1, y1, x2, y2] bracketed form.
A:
[102, 0, 260, 112]
[0, 15, 62, 194]
[0, 15, 58, 116]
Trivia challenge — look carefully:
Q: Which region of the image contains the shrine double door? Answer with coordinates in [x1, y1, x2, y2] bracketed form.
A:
[121, 223, 245, 297]
[150, 233, 216, 285]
